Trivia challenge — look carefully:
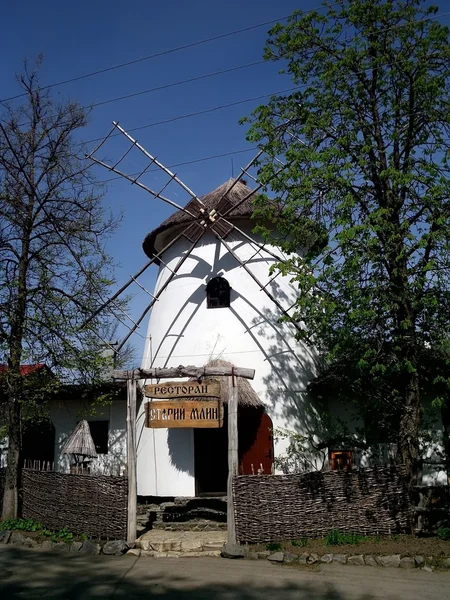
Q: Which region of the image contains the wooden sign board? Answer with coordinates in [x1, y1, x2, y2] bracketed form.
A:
[145, 399, 223, 428]
[144, 379, 220, 399]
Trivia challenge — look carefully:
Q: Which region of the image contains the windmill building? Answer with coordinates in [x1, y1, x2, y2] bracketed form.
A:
[136, 178, 318, 497]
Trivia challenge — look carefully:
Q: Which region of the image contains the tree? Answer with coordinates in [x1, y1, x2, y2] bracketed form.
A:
[244, 0, 450, 485]
[0, 60, 126, 518]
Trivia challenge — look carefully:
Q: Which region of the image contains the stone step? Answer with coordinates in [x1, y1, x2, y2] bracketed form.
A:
[151, 520, 227, 531]
[135, 530, 226, 555]
[127, 549, 221, 558]
[159, 507, 227, 523]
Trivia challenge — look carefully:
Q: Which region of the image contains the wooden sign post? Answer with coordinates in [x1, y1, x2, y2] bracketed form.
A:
[144, 379, 220, 399]
[145, 399, 223, 428]
[115, 363, 256, 548]
[126, 379, 137, 546]
[227, 373, 239, 548]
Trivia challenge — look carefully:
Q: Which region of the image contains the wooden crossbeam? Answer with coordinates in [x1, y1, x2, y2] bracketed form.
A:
[111, 364, 255, 380]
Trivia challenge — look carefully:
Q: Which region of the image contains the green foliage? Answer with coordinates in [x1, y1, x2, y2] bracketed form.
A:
[0, 518, 42, 532]
[266, 542, 282, 551]
[324, 530, 365, 546]
[50, 527, 74, 543]
[243, 0, 450, 477]
[292, 537, 308, 548]
[0, 518, 79, 543]
[437, 527, 450, 541]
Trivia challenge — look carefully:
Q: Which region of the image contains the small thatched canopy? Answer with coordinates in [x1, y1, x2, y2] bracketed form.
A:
[143, 179, 258, 259]
[61, 420, 98, 459]
[192, 359, 263, 408]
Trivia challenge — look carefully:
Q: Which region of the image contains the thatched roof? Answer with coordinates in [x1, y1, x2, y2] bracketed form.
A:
[61, 420, 98, 458]
[192, 359, 263, 408]
[143, 178, 258, 259]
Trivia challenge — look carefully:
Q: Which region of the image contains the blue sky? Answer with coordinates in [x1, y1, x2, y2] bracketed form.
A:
[1, 0, 309, 362]
[2, 0, 449, 363]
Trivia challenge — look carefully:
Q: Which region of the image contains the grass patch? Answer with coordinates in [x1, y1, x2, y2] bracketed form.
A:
[324, 529, 375, 546]
[292, 537, 308, 548]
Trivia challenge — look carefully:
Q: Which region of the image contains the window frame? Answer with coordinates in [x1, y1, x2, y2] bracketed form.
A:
[206, 276, 231, 309]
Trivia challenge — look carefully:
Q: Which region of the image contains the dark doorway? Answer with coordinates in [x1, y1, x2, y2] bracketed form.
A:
[194, 406, 274, 495]
[194, 408, 228, 495]
[22, 419, 56, 464]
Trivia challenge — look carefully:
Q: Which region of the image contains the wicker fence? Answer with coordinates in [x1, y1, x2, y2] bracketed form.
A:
[233, 466, 412, 544]
[21, 469, 128, 540]
[0, 468, 4, 506]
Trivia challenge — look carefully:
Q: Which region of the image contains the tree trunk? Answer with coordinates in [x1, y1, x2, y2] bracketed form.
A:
[2, 394, 22, 519]
[397, 370, 421, 488]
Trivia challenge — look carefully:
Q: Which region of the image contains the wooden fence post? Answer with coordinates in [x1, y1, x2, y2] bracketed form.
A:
[127, 379, 137, 545]
[227, 373, 239, 546]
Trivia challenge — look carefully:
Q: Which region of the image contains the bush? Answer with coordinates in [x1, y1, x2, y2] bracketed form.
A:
[266, 542, 282, 551]
[438, 527, 450, 541]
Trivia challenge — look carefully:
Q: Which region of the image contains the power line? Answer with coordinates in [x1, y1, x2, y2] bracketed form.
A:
[0, 14, 296, 103]
[84, 86, 298, 146]
[2, 2, 447, 105]
[90, 60, 265, 108]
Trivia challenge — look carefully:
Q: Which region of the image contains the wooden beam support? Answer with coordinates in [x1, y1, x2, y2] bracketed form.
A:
[227, 374, 239, 547]
[126, 379, 137, 546]
[111, 365, 255, 381]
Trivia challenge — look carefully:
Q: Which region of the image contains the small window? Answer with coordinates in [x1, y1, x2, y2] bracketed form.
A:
[88, 421, 109, 454]
[329, 450, 353, 471]
[206, 277, 231, 309]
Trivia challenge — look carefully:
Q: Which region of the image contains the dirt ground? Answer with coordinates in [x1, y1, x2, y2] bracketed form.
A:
[2, 545, 450, 600]
[251, 535, 450, 558]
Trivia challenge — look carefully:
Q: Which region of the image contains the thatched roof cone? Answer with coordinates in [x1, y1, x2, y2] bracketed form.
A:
[61, 419, 98, 458]
[192, 359, 263, 408]
[143, 178, 258, 259]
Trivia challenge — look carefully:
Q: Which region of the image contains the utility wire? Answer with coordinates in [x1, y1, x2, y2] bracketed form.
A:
[2, 2, 447, 104]
[84, 86, 298, 146]
[0, 13, 297, 102]
[8, 9, 450, 129]
[90, 60, 265, 108]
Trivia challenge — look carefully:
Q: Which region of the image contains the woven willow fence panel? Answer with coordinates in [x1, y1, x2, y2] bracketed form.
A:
[233, 466, 411, 543]
[0, 469, 4, 505]
[22, 469, 128, 539]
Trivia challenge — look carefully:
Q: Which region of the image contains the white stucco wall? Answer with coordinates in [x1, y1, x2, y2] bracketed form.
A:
[137, 225, 319, 497]
[50, 400, 127, 475]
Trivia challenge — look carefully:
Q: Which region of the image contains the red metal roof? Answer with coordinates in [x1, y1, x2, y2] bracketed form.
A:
[0, 363, 47, 376]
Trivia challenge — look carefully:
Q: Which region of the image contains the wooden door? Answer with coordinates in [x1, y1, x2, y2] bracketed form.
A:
[194, 407, 274, 495]
[238, 410, 273, 476]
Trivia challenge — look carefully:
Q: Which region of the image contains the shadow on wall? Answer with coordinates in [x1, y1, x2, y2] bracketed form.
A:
[167, 429, 195, 476]
[94, 429, 127, 476]
[232, 289, 318, 427]
[56, 428, 127, 476]
[0, 546, 406, 600]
